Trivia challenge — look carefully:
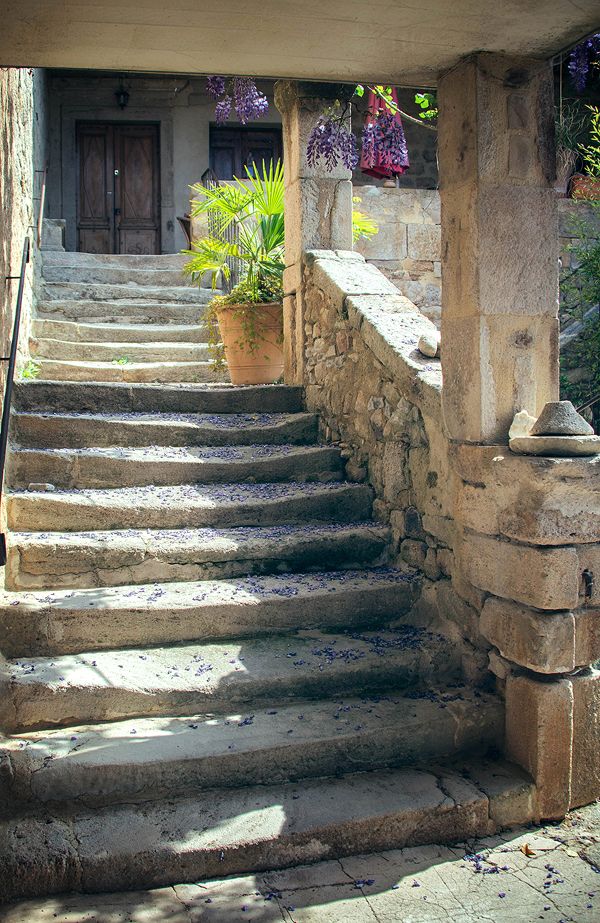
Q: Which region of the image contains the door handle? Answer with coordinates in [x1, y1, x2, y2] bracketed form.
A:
[114, 208, 121, 216]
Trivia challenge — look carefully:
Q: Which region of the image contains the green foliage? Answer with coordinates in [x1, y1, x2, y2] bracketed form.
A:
[352, 197, 379, 243]
[414, 92, 438, 121]
[580, 105, 600, 177]
[20, 360, 40, 380]
[560, 199, 600, 428]
[112, 356, 130, 366]
[183, 159, 285, 303]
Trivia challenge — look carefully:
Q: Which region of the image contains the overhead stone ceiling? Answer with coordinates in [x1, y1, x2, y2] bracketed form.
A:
[1, 1, 598, 84]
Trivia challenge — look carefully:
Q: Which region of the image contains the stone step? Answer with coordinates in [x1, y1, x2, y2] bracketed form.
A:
[0, 761, 533, 902]
[37, 300, 208, 324]
[6, 480, 365, 533]
[12, 410, 319, 449]
[30, 338, 211, 363]
[41, 282, 211, 304]
[0, 566, 412, 657]
[0, 626, 455, 731]
[30, 358, 226, 384]
[42, 265, 194, 287]
[42, 252, 188, 270]
[3, 689, 502, 810]
[5, 522, 389, 590]
[13, 381, 304, 415]
[32, 318, 209, 343]
[6, 444, 344, 490]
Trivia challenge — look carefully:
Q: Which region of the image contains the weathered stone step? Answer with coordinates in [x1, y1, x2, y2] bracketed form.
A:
[41, 282, 210, 304]
[6, 479, 364, 533]
[13, 381, 304, 415]
[5, 522, 389, 590]
[12, 410, 319, 449]
[30, 338, 211, 363]
[42, 265, 194, 286]
[37, 300, 208, 324]
[31, 358, 226, 384]
[0, 626, 454, 731]
[3, 689, 503, 810]
[0, 761, 533, 902]
[42, 252, 188, 270]
[7, 444, 343, 490]
[32, 318, 209, 343]
[0, 566, 411, 657]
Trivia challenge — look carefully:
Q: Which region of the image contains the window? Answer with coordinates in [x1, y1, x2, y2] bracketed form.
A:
[210, 126, 283, 179]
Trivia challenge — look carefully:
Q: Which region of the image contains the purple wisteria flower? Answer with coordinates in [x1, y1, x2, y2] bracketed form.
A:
[206, 76, 226, 99]
[306, 117, 359, 171]
[233, 77, 269, 124]
[215, 96, 232, 124]
[206, 75, 269, 125]
[569, 33, 600, 92]
[361, 111, 409, 172]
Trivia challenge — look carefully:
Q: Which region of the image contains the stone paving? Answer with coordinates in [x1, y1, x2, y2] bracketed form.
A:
[3, 802, 599, 922]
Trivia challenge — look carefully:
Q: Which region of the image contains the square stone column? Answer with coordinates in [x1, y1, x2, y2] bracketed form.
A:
[438, 53, 559, 444]
[275, 81, 353, 384]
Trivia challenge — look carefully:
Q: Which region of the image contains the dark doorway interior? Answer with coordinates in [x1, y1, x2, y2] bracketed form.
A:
[210, 125, 282, 180]
[76, 122, 161, 254]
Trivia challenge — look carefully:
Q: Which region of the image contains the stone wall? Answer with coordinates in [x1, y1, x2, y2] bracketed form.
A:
[302, 248, 600, 817]
[0, 67, 47, 388]
[354, 190, 596, 330]
[302, 249, 488, 682]
[354, 186, 442, 325]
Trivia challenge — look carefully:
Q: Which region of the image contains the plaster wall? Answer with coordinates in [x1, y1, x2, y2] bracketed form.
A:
[46, 74, 281, 253]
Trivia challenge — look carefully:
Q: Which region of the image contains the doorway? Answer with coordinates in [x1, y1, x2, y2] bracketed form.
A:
[76, 122, 161, 254]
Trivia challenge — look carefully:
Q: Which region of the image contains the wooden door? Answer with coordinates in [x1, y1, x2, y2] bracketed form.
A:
[77, 123, 160, 254]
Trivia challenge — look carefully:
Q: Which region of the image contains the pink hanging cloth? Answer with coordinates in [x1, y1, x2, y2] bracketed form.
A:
[360, 87, 410, 179]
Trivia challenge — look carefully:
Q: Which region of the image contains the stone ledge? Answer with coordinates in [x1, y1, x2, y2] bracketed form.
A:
[306, 250, 443, 424]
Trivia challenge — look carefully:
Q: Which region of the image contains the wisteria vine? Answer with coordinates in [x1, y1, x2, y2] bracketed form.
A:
[207, 76, 269, 125]
[206, 77, 423, 174]
[569, 33, 600, 93]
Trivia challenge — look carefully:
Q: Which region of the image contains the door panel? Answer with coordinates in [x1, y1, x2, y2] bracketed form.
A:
[115, 126, 160, 254]
[77, 126, 113, 253]
[77, 123, 160, 254]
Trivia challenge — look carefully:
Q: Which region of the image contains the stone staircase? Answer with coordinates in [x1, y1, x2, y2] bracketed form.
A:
[29, 252, 222, 383]
[0, 253, 532, 903]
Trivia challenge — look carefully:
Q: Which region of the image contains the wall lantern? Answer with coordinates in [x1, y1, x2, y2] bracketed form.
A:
[115, 80, 129, 110]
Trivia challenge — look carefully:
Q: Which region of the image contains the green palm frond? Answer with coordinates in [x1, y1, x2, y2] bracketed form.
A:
[184, 159, 285, 299]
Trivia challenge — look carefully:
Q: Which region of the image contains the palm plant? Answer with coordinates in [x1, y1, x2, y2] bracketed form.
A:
[183, 159, 285, 303]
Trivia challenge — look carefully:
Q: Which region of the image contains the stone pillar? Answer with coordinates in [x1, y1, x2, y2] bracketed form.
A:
[274, 81, 353, 384]
[438, 53, 558, 444]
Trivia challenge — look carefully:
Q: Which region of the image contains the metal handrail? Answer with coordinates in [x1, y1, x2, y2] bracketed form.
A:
[577, 392, 600, 414]
[201, 168, 240, 293]
[0, 237, 30, 565]
[36, 165, 47, 249]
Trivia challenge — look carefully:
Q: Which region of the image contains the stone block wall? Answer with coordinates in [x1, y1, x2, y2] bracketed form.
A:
[0, 68, 47, 394]
[354, 186, 442, 325]
[354, 189, 595, 330]
[303, 248, 600, 818]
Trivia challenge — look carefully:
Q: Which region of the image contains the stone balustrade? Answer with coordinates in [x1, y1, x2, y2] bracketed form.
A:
[303, 246, 600, 820]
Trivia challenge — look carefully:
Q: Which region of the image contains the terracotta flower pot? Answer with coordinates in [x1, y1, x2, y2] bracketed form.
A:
[570, 174, 600, 201]
[215, 302, 284, 386]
